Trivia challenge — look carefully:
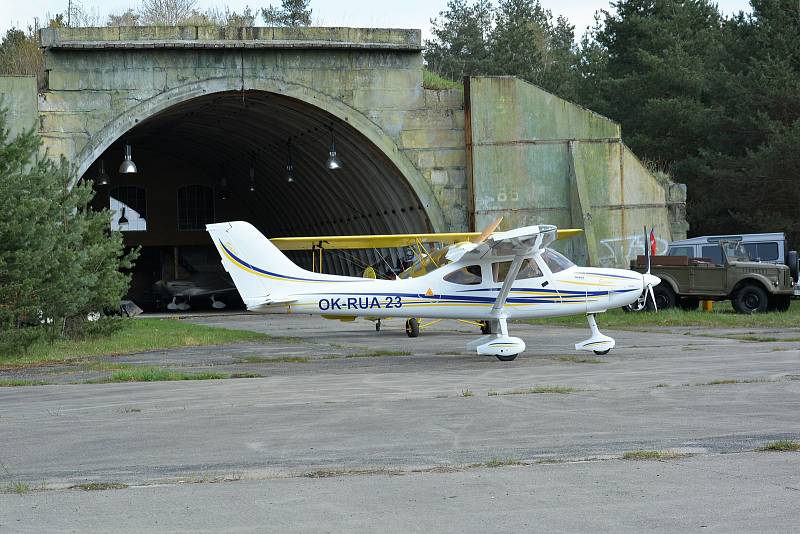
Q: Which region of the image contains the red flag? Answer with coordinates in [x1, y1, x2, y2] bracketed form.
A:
[649, 228, 657, 256]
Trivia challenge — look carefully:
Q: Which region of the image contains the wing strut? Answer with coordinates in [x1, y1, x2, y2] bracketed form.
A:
[491, 254, 525, 317]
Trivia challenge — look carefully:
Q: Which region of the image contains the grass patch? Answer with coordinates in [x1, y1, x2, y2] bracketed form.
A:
[460, 388, 474, 397]
[230, 372, 263, 378]
[345, 350, 411, 359]
[483, 458, 525, 468]
[236, 355, 309, 364]
[757, 440, 800, 452]
[91, 367, 229, 383]
[695, 378, 772, 386]
[422, 69, 463, 90]
[523, 306, 800, 330]
[622, 450, 663, 460]
[302, 468, 402, 478]
[1, 319, 271, 368]
[0, 379, 52, 387]
[73, 482, 128, 491]
[488, 385, 576, 396]
[2, 482, 30, 494]
[654, 383, 670, 388]
[729, 335, 800, 343]
[556, 355, 604, 364]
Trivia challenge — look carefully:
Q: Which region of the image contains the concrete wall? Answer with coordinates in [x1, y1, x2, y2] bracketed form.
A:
[0, 76, 38, 140]
[466, 76, 687, 267]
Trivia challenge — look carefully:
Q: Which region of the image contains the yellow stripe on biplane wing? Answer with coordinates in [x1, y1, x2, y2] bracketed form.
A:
[270, 229, 582, 251]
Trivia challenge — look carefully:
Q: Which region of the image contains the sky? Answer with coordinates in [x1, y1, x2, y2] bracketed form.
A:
[2, 0, 754, 41]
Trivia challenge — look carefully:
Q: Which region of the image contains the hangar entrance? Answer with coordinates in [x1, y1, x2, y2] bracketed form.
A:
[85, 90, 432, 311]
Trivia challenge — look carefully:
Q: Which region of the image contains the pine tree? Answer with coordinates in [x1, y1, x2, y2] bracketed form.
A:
[424, 0, 494, 80]
[0, 108, 137, 343]
[261, 0, 312, 27]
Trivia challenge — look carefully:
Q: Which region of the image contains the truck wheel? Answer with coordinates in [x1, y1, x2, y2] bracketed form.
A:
[787, 251, 798, 283]
[770, 295, 791, 313]
[679, 297, 700, 311]
[733, 285, 769, 314]
[648, 286, 676, 311]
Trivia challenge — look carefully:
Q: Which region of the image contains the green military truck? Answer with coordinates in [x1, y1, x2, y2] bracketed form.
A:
[629, 241, 793, 313]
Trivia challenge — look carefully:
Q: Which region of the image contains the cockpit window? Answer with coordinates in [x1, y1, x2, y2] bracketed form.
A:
[492, 259, 543, 283]
[721, 241, 751, 262]
[443, 265, 483, 285]
[541, 249, 575, 273]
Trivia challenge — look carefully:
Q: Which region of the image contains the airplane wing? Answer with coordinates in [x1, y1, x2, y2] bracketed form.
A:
[269, 232, 480, 250]
[270, 228, 581, 251]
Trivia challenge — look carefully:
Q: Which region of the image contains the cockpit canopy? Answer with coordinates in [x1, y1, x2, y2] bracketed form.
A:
[398, 244, 575, 280]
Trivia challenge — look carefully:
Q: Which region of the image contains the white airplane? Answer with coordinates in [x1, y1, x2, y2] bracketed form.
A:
[206, 221, 660, 361]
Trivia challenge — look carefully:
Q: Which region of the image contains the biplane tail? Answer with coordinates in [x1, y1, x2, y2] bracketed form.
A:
[206, 221, 307, 307]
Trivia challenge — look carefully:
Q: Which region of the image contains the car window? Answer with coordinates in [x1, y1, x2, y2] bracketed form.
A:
[701, 245, 723, 264]
[668, 246, 694, 257]
[492, 259, 543, 283]
[443, 264, 482, 285]
[743, 242, 779, 261]
[541, 249, 575, 273]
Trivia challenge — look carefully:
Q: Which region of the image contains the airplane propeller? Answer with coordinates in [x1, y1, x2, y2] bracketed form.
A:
[473, 216, 504, 244]
[643, 225, 660, 311]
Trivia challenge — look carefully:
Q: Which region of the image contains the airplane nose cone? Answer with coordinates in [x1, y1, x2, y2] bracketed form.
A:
[643, 273, 661, 288]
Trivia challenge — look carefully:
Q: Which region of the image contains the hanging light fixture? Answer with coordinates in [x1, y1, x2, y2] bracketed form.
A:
[249, 160, 256, 192]
[286, 141, 295, 183]
[118, 207, 128, 226]
[220, 174, 229, 200]
[97, 159, 110, 186]
[118, 143, 137, 174]
[325, 127, 342, 171]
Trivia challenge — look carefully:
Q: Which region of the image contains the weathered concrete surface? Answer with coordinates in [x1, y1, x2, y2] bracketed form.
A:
[0, 315, 798, 531]
[466, 77, 687, 266]
[3, 453, 798, 533]
[0, 76, 37, 140]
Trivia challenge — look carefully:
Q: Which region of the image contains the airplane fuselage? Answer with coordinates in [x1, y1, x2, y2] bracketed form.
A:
[240, 255, 644, 321]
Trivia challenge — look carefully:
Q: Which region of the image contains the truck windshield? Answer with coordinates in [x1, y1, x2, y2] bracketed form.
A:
[721, 242, 752, 262]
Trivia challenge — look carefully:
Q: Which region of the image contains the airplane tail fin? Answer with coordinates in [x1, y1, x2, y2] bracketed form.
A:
[206, 221, 309, 308]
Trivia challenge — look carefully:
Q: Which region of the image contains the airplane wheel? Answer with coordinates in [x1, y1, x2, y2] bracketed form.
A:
[593, 349, 611, 355]
[405, 318, 419, 338]
[480, 321, 493, 335]
[496, 354, 518, 362]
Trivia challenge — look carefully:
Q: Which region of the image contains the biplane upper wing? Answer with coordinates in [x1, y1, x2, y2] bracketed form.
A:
[270, 228, 581, 251]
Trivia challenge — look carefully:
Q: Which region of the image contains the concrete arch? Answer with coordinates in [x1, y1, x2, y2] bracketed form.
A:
[75, 76, 447, 232]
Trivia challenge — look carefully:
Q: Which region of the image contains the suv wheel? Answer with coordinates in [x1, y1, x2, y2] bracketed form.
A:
[770, 295, 791, 313]
[733, 285, 769, 314]
[648, 286, 676, 311]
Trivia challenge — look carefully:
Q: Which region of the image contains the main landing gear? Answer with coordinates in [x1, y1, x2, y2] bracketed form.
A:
[466, 318, 526, 362]
[574, 314, 615, 355]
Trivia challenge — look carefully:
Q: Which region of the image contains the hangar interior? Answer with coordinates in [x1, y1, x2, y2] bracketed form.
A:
[86, 91, 432, 310]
